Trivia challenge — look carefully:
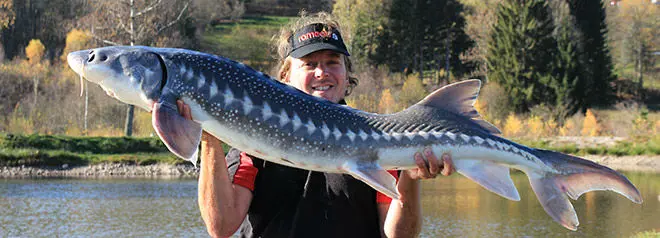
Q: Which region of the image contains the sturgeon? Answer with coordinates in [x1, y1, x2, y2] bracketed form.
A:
[67, 46, 642, 231]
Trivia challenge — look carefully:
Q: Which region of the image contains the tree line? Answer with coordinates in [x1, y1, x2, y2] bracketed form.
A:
[0, 0, 657, 136]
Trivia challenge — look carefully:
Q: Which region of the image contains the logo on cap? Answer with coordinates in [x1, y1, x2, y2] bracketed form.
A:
[298, 30, 332, 43]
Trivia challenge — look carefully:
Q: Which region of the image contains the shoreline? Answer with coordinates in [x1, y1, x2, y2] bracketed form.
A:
[1, 155, 658, 178]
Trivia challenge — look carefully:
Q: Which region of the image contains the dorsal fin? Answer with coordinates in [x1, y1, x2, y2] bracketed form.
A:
[417, 79, 501, 134]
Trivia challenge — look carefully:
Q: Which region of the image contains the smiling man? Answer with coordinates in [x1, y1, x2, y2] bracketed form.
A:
[179, 12, 456, 238]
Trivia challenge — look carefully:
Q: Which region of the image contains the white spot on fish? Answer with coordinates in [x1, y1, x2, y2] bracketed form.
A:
[305, 119, 316, 134]
[346, 129, 356, 142]
[179, 65, 186, 76]
[486, 138, 497, 147]
[209, 81, 218, 97]
[223, 87, 234, 105]
[332, 127, 342, 140]
[321, 123, 330, 140]
[473, 136, 485, 144]
[279, 109, 290, 127]
[431, 131, 443, 139]
[512, 146, 519, 153]
[262, 102, 273, 120]
[460, 134, 470, 142]
[291, 114, 302, 131]
[186, 68, 194, 80]
[418, 131, 430, 140]
[358, 130, 368, 141]
[243, 95, 253, 115]
[404, 132, 416, 140]
[391, 132, 402, 141]
[382, 132, 391, 141]
[198, 74, 206, 88]
[445, 131, 456, 141]
[371, 131, 381, 141]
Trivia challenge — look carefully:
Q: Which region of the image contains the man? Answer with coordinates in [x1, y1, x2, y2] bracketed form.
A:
[179, 12, 455, 238]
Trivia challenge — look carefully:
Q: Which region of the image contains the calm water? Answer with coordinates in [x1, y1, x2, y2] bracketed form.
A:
[0, 171, 658, 237]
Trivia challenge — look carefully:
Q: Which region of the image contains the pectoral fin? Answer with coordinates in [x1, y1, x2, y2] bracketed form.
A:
[343, 161, 400, 200]
[152, 100, 202, 164]
[455, 159, 520, 201]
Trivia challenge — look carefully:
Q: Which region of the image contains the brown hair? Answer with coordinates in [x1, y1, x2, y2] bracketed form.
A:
[272, 11, 358, 97]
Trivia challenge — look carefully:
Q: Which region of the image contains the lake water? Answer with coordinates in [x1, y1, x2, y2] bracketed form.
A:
[0, 171, 657, 237]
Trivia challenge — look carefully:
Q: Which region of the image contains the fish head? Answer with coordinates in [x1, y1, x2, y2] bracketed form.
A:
[67, 46, 165, 111]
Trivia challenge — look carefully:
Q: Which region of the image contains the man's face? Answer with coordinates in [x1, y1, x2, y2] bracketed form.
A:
[285, 50, 348, 103]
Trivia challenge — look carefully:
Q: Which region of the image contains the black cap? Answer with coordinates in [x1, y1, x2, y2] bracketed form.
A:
[287, 23, 350, 58]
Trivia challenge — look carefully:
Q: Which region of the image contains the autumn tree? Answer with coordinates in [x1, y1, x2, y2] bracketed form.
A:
[61, 29, 93, 62]
[399, 73, 427, 108]
[608, 0, 659, 95]
[25, 39, 46, 65]
[378, 89, 396, 113]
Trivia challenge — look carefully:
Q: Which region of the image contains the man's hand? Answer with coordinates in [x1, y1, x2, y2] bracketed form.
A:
[405, 148, 455, 180]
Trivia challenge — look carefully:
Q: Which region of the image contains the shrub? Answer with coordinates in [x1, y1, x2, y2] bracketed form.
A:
[503, 113, 523, 137]
[581, 109, 601, 136]
[25, 39, 46, 65]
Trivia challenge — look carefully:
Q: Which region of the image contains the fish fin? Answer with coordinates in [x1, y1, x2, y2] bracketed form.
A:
[528, 173, 579, 231]
[455, 159, 520, 201]
[417, 79, 501, 134]
[343, 161, 400, 200]
[527, 150, 643, 231]
[152, 100, 202, 165]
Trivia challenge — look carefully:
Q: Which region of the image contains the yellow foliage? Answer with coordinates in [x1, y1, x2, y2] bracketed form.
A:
[503, 113, 523, 137]
[545, 118, 558, 136]
[560, 119, 575, 136]
[25, 39, 46, 65]
[346, 93, 379, 112]
[527, 116, 544, 138]
[655, 120, 660, 135]
[581, 109, 601, 136]
[378, 89, 396, 114]
[61, 29, 92, 62]
[474, 99, 487, 118]
[399, 73, 426, 108]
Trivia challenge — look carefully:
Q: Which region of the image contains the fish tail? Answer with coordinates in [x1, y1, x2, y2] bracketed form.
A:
[527, 149, 642, 231]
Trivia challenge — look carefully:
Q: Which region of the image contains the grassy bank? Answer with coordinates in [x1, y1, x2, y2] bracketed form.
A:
[1, 133, 658, 168]
[0, 134, 226, 167]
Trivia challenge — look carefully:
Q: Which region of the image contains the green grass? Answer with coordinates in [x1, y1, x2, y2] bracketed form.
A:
[201, 15, 294, 72]
[0, 133, 233, 167]
[515, 136, 660, 156]
[631, 230, 660, 238]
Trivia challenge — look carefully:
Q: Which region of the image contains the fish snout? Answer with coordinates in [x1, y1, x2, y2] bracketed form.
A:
[66, 50, 89, 76]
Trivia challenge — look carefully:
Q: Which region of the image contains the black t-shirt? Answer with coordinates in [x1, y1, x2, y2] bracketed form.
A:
[226, 148, 383, 238]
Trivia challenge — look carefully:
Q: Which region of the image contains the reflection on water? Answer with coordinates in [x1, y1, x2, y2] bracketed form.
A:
[0, 178, 206, 237]
[419, 171, 660, 237]
[0, 171, 657, 237]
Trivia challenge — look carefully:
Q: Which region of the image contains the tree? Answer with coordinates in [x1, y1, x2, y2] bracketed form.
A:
[333, 0, 391, 65]
[375, 0, 473, 84]
[399, 73, 427, 108]
[378, 89, 396, 113]
[566, 0, 616, 108]
[608, 0, 659, 96]
[25, 39, 45, 65]
[549, 0, 581, 123]
[0, 0, 13, 29]
[486, 0, 556, 112]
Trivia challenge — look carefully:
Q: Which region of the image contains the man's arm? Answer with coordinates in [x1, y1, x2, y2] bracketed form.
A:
[379, 149, 454, 238]
[177, 101, 253, 238]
